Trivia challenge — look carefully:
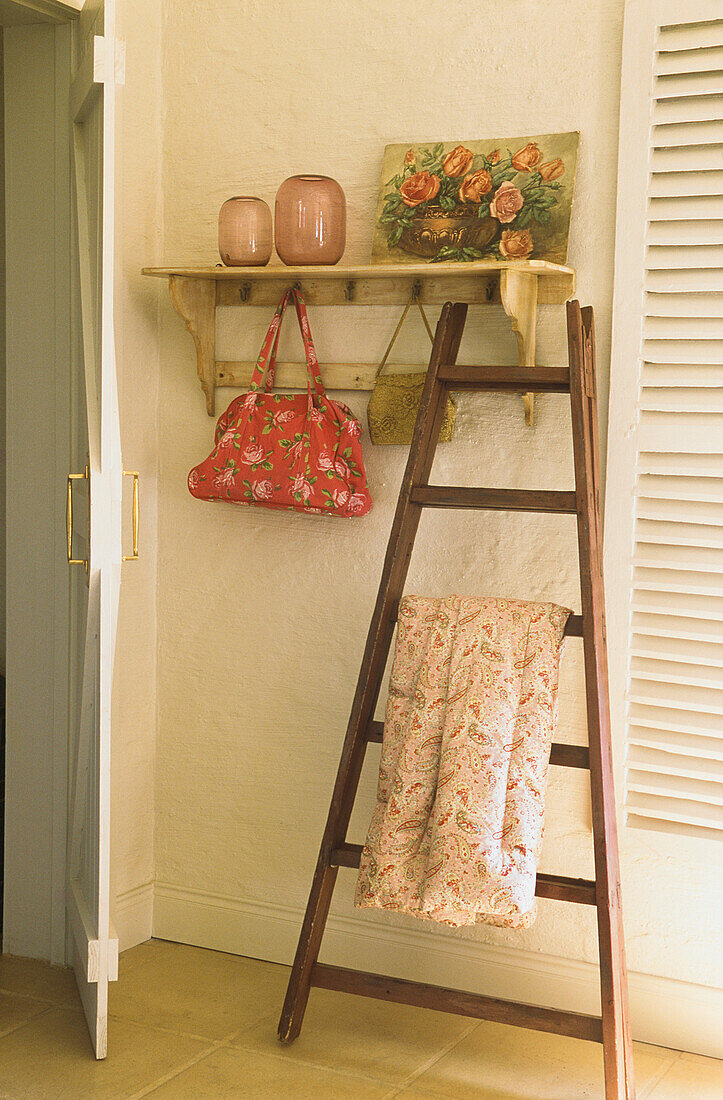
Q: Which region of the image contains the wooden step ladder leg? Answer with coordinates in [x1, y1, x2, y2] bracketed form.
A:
[278, 303, 469, 1043]
[568, 302, 635, 1100]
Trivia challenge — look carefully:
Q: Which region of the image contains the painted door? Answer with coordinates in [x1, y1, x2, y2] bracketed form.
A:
[66, 0, 123, 1059]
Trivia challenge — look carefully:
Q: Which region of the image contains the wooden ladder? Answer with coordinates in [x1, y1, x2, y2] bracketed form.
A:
[278, 299, 635, 1100]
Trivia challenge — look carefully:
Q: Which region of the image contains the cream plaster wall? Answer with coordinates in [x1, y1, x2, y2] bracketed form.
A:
[110, 0, 163, 947]
[151, 0, 721, 1012]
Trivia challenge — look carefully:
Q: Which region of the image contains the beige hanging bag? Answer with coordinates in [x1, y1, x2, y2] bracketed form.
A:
[367, 290, 456, 445]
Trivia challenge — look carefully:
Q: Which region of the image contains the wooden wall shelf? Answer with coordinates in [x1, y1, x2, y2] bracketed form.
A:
[142, 261, 575, 424]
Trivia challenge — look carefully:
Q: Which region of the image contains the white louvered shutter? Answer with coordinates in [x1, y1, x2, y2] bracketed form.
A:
[606, 1, 723, 841]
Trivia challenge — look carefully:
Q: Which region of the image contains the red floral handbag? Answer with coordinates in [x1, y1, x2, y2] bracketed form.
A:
[188, 288, 372, 517]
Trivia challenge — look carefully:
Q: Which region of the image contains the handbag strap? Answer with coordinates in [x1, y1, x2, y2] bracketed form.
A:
[375, 287, 434, 382]
[249, 288, 326, 401]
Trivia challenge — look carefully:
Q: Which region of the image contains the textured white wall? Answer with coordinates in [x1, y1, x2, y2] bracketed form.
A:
[152, 0, 721, 992]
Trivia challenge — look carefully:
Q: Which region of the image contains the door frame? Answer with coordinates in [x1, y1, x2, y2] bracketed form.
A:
[3, 15, 76, 966]
[13, 0, 83, 21]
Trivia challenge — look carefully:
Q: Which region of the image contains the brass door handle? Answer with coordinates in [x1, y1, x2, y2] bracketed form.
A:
[122, 471, 140, 562]
[67, 465, 90, 573]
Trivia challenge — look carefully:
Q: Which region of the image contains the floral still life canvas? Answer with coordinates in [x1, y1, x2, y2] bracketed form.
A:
[370, 132, 579, 265]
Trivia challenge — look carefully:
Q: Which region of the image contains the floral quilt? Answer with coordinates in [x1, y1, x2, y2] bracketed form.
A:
[355, 595, 571, 928]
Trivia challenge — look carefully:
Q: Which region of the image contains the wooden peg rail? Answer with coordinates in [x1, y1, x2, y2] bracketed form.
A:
[142, 261, 575, 424]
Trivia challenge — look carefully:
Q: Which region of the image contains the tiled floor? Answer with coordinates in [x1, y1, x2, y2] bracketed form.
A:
[0, 940, 721, 1098]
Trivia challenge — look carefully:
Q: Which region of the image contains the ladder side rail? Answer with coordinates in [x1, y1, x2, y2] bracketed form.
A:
[567, 301, 635, 1100]
[278, 302, 468, 1043]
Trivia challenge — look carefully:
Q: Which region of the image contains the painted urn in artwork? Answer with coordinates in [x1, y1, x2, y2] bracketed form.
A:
[400, 207, 498, 258]
[218, 196, 273, 266]
[274, 175, 346, 265]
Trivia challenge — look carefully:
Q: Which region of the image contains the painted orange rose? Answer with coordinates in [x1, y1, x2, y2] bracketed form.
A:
[499, 229, 534, 259]
[442, 145, 474, 178]
[489, 181, 524, 223]
[459, 169, 492, 203]
[538, 158, 565, 181]
[511, 142, 541, 171]
[488, 149, 500, 164]
[404, 148, 416, 167]
[399, 170, 441, 207]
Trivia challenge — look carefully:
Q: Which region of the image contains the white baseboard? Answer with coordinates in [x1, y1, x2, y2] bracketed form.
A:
[115, 882, 154, 953]
[153, 881, 723, 1059]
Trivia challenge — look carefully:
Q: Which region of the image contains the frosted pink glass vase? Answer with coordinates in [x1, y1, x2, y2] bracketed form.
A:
[218, 196, 272, 266]
[274, 175, 346, 266]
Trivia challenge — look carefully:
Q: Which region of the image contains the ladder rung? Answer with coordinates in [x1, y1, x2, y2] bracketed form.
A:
[535, 873, 597, 905]
[410, 487, 578, 513]
[331, 843, 364, 868]
[438, 364, 571, 392]
[330, 845, 597, 905]
[311, 963, 603, 1043]
[549, 743, 590, 769]
[365, 720, 590, 770]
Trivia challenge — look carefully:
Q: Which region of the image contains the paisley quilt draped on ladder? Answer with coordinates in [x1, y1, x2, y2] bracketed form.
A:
[355, 595, 571, 928]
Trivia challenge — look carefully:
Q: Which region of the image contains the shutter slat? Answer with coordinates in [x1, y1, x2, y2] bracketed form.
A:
[651, 142, 723, 172]
[629, 704, 723, 739]
[638, 451, 723, 476]
[627, 794, 723, 831]
[643, 313, 723, 337]
[645, 267, 723, 292]
[642, 337, 723, 362]
[649, 170, 723, 197]
[629, 727, 723, 759]
[636, 474, 723, 502]
[648, 219, 723, 245]
[633, 541, 723, 570]
[628, 793, 723, 828]
[630, 752, 723, 783]
[631, 611, 722, 643]
[656, 44, 723, 75]
[653, 93, 723, 125]
[653, 118, 723, 146]
[649, 193, 723, 220]
[628, 772, 723, 804]
[630, 682, 723, 713]
[631, 636, 723, 668]
[633, 575, 723, 599]
[640, 388, 723, 413]
[645, 288, 723, 314]
[641, 364, 723, 388]
[658, 19, 723, 52]
[636, 517, 722, 548]
[628, 809, 722, 836]
[655, 69, 723, 97]
[636, 496, 722, 526]
[631, 656, 723, 689]
[647, 241, 723, 266]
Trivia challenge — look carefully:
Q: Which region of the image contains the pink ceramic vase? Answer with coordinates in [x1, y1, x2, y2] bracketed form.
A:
[274, 175, 346, 266]
[218, 196, 272, 266]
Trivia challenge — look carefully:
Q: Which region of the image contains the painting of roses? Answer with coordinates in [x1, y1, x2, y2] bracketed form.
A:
[370, 132, 578, 265]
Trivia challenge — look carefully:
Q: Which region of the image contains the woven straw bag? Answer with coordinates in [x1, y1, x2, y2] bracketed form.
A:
[367, 291, 456, 445]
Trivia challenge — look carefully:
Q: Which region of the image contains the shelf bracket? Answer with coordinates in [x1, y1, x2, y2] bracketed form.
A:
[169, 275, 217, 416]
[500, 268, 538, 426]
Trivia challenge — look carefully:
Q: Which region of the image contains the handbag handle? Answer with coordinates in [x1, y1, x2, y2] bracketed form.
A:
[249, 288, 326, 401]
[375, 287, 434, 382]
